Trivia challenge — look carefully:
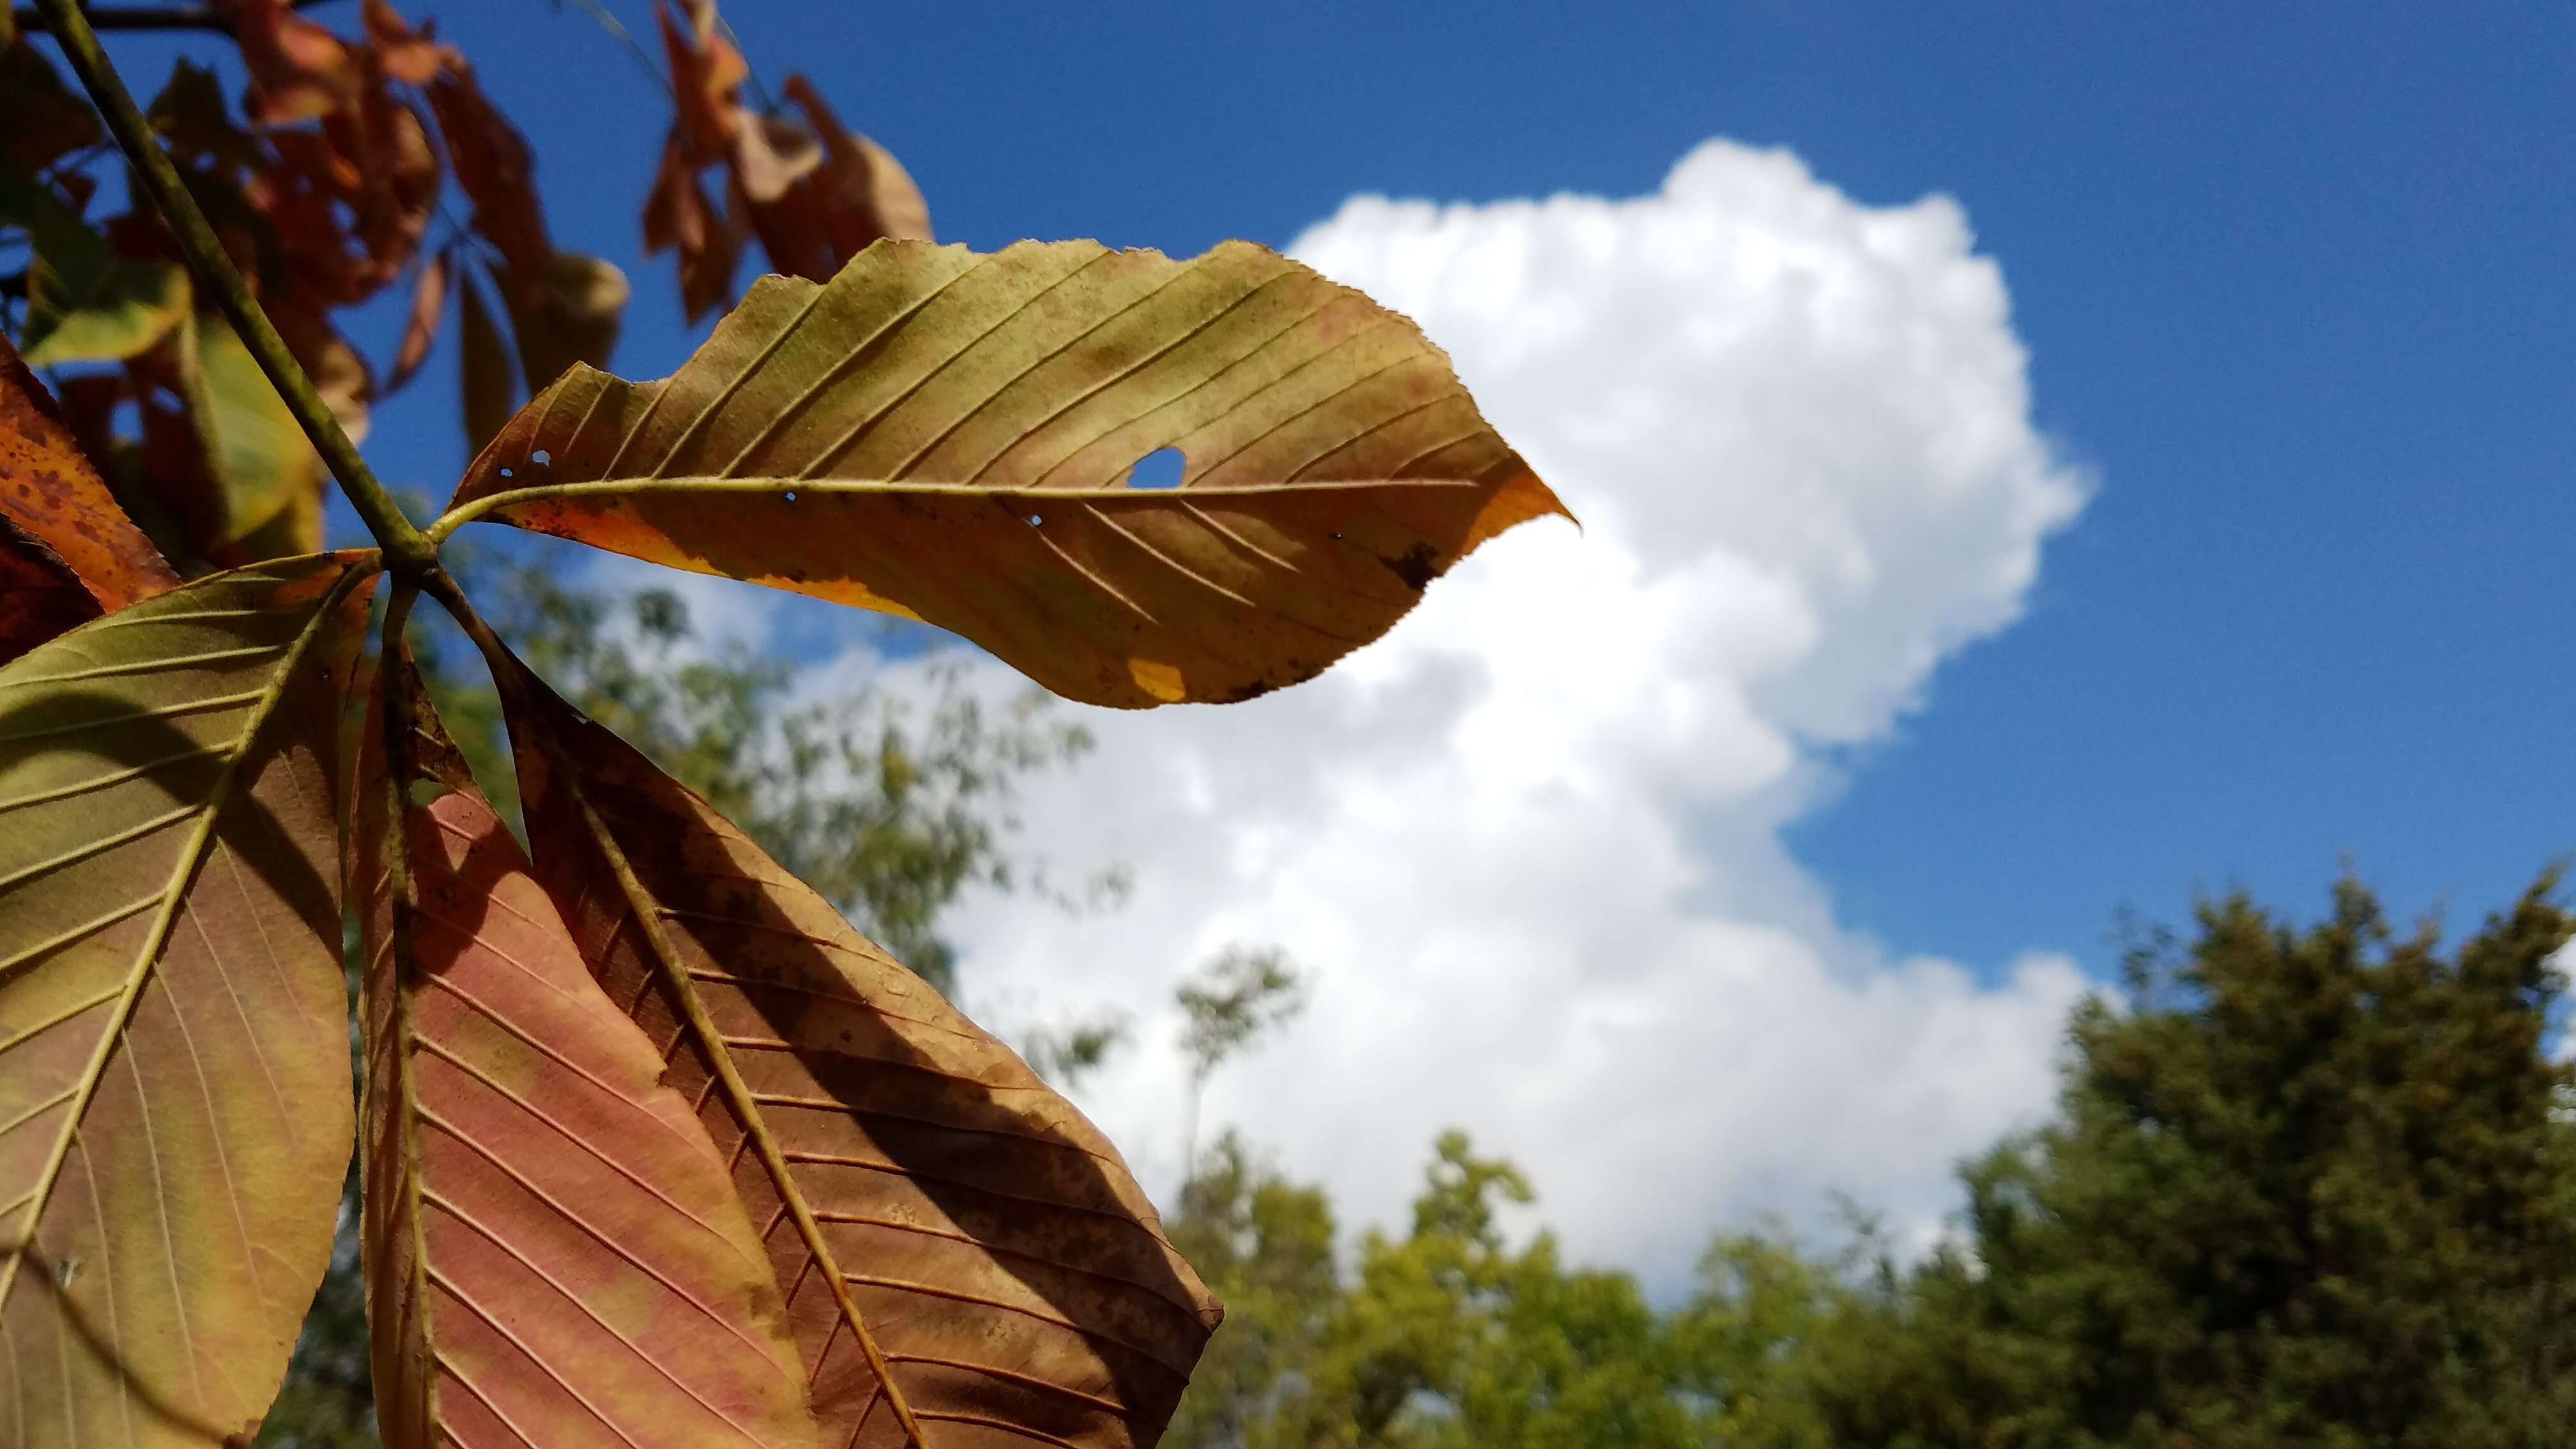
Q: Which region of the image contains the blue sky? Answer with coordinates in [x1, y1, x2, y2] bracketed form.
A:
[76, 1, 2576, 1258]
[347, 0, 2574, 977]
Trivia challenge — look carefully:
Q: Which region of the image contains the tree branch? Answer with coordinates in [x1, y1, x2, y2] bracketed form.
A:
[10, 0, 341, 36]
[27, 0, 438, 575]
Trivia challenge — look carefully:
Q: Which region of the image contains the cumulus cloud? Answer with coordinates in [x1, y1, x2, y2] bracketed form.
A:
[793, 140, 2094, 1283]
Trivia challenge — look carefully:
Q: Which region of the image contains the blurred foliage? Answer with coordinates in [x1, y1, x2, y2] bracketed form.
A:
[1163, 873, 2576, 1449]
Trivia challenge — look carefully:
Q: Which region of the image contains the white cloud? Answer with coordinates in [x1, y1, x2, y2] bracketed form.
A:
[809, 140, 2094, 1284]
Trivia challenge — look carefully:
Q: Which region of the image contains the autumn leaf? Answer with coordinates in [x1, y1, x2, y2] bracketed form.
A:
[424, 61, 550, 294]
[0, 552, 375, 1446]
[785, 73, 931, 253]
[439, 239, 1568, 707]
[0, 330, 180, 613]
[491, 657, 1222, 1445]
[0, 176, 190, 367]
[644, 134, 744, 323]
[508, 250, 629, 398]
[235, 0, 362, 123]
[352, 647, 820, 1449]
[389, 247, 452, 391]
[0, 519, 98, 668]
[363, 0, 453, 86]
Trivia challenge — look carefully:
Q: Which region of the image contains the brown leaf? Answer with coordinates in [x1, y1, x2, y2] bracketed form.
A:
[424, 61, 551, 294]
[439, 240, 1570, 708]
[456, 261, 519, 457]
[233, 0, 360, 124]
[388, 246, 452, 391]
[330, 70, 440, 289]
[656, 0, 749, 167]
[732, 110, 822, 206]
[785, 73, 932, 251]
[352, 648, 822, 1449]
[0, 330, 180, 609]
[0, 38, 104, 173]
[497, 658, 1222, 1447]
[507, 250, 629, 398]
[362, 0, 452, 85]
[0, 553, 376, 1445]
[0, 517, 99, 667]
[643, 133, 742, 323]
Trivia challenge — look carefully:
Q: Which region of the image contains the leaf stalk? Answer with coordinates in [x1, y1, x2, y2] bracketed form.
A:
[27, 0, 440, 577]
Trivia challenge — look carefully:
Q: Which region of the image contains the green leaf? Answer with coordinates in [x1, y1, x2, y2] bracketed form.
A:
[439, 239, 1570, 708]
[0, 552, 376, 1445]
[0, 176, 190, 367]
[171, 311, 329, 546]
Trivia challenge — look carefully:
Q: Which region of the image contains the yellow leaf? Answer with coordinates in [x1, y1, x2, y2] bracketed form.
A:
[0, 552, 376, 1446]
[439, 240, 1570, 708]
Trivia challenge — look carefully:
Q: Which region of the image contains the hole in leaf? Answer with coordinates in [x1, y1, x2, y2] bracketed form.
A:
[1126, 447, 1184, 489]
[532, 448, 551, 465]
[406, 778, 451, 808]
[1027, 513, 1043, 526]
[784, 490, 799, 503]
[497, 466, 514, 479]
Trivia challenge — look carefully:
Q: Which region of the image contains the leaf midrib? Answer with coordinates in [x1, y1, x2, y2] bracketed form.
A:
[428, 473, 1480, 542]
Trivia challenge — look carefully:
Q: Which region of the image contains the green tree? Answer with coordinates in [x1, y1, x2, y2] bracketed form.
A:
[1810, 873, 2576, 1449]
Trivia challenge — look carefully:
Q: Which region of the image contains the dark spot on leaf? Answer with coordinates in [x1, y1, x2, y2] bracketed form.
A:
[1383, 540, 1441, 593]
[1218, 678, 1276, 703]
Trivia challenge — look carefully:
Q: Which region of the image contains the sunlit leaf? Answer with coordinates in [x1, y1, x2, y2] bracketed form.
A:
[0, 177, 190, 367]
[441, 240, 1569, 707]
[0, 330, 180, 614]
[352, 649, 820, 1449]
[509, 250, 629, 397]
[171, 310, 330, 548]
[497, 657, 1223, 1446]
[0, 552, 376, 1445]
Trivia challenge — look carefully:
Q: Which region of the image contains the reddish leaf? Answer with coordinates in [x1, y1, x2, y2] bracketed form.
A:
[498, 661, 1222, 1446]
[234, 0, 360, 124]
[0, 518, 98, 667]
[643, 134, 742, 323]
[389, 247, 452, 392]
[362, 0, 452, 85]
[785, 73, 932, 253]
[0, 330, 178, 610]
[656, 0, 749, 167]
[352, 654, 820, 1449]
[424, 62, 551, 295]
